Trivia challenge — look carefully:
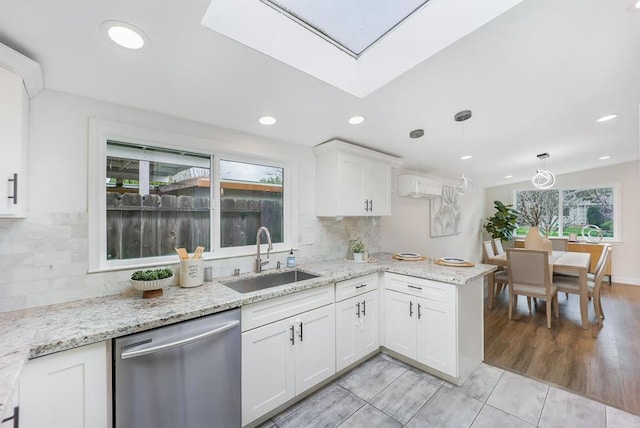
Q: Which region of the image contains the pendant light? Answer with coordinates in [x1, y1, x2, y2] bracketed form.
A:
[531, 153, 555, 189]
[454, 110, 473, 195]
[408, 129, 425, 197]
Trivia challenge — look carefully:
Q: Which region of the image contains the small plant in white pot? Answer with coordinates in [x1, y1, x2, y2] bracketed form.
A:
[130, 267, 174, 298]
[352, 239, 366, 262]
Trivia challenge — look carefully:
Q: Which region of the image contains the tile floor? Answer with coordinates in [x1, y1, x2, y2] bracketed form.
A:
[258, 353, 640, 428]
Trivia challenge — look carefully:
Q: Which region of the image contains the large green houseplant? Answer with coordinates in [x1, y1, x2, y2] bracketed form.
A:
[485, 200, 519, 241]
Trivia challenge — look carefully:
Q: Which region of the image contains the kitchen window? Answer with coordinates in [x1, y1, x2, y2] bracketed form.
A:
[514, 186, 619, 240]
[89, 120, 293, 271]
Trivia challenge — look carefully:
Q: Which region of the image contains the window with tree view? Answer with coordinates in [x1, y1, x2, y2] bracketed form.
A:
[515, 187, 615, 239]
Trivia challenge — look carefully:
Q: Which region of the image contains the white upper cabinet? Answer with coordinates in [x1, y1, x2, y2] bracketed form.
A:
[0, 67, 29, 217]
[314, 139, 401, 217]
[0, 43, 43, 218]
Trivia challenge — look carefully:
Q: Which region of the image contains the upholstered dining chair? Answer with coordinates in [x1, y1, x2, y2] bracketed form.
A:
[553, 246, 611, 324]
[492, 238, 505, 255]
[483, 240, 509, 304]
[506, 248, 559, 328]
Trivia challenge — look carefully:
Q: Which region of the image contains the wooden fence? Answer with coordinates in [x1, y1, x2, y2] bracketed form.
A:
[106, 192, 282, 260]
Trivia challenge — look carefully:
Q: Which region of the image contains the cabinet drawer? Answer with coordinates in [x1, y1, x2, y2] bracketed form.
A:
[335, 273, 378, 301]
[242, 285, 335, 331]
[385, 273, 454, 304]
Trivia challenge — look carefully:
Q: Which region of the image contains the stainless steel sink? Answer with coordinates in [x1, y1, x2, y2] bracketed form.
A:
[222, 270, 321, 294]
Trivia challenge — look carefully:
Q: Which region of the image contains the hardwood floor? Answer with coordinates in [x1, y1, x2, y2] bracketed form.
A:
[484, 280, 640, 416]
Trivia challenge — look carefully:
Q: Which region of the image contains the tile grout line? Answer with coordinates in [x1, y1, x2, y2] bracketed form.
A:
[536, 384, 552, 427]
[402, 383, 445, 427]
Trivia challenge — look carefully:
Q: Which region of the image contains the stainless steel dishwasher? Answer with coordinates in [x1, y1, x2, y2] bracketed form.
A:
[114, 308, 241, 428]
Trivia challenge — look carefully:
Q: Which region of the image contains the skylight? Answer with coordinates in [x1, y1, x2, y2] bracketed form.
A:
[261, 0, 430, 57]
[201, 0, 525, 97]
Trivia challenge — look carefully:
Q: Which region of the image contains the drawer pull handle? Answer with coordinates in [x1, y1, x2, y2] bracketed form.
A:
[290, 325, 295, 345]
[362, 300, 366, 316]
[408, 285, 423, 291]
[355, 284, 367, 289]
[409, 301, 413, 317]
[418, 303, 422, 319]
[1, 406, 18, 428]
[298, 322, 303, 342]
[356, 302, 361, 318]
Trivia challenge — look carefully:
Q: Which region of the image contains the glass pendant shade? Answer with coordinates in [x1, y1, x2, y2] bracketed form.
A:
[531, 169, 555, 189]
[454, 174, 473, 195]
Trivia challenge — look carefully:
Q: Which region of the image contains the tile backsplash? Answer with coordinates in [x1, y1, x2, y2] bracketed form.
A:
[0, 213, 381, 312]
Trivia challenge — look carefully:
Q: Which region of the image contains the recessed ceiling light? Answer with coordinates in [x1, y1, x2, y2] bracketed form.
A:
[460, 155, 472, 160]
[101, 21, 150, 50]
[596, 114, 617, 122]
[259, 116, 276, 125]
[599, 155, 611, 160]
[348, 116, 365, 125]
[504, 175, 513, 179]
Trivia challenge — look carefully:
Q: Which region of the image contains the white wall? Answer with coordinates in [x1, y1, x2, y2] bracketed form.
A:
[0, 90, 381, 312]
[380, 170, 486, 263]
[484, 161, 640, 285]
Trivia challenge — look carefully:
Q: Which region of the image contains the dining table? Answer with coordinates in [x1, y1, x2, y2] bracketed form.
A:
[486, 250, 592, 329]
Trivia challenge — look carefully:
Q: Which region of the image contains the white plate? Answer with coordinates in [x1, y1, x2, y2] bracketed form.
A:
[397, 252, 422, 259]
[441, 257, 468, 264]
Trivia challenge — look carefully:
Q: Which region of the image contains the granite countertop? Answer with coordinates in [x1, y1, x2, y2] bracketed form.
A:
[0, 253, 495, 418]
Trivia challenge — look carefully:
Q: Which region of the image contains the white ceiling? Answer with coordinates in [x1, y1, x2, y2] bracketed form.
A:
[0, 0, 638, 188]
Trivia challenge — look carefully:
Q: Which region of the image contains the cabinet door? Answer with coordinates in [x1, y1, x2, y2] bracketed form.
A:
[416, 297, 457, 377]
[383, 290, 417, 359]
[19, 341, 108, 428]
[294, 304, 336, 394]
[1, 388, 19, 428]
[335, 297, 360, 372]
[242, 318, 296, 426]
[336, 152, 367, 215]
[365, 160, 391, 216]
[0, 67, 28, 218]
[359, 290, 380, 356]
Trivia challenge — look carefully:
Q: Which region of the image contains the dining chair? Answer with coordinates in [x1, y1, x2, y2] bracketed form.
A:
[483, 240, 509, 303]
[492, 238, 505, 255]
[553, 246, 611, 324]
[555, 243, 611, 282]
[506, 248, 559, 328]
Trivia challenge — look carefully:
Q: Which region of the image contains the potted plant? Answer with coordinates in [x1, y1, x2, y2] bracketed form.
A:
[352, 239, 366, 262]
[484, 201, 519, 241]
[130, 267, 174, 298]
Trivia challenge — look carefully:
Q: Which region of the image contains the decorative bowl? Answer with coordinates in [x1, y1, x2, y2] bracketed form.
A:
[130, 277, 173, 298]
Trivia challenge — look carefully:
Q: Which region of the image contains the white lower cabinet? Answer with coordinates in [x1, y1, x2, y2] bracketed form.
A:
[19, 341, 109, 428]
[335, 290, 379, 371]
[383, 273, 484, 385]
[384, 288, 456, 376]
[242, 295, 335, 426]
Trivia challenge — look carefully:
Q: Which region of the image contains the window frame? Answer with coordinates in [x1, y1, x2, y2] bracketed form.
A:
[512, 183, 621, 242]
[89, 119, 296, 272]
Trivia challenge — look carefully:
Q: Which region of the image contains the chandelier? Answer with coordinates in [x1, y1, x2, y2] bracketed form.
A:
[531, 153, 555, 189]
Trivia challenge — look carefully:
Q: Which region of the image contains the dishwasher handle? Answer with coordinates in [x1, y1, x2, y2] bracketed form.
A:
[121, 319, 240, 360]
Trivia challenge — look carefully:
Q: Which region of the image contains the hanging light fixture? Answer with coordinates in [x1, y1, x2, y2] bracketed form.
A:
[454, 110, 473, 195]
[407, 129, 425, 197]
[531, 153, 555, 189]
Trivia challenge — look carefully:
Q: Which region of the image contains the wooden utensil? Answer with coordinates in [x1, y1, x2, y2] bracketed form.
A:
[193, 246, 205, 259]
[175, 247, 188, 260]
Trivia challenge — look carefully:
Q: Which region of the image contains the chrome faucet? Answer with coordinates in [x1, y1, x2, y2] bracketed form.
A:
[255, 226, 273, 273]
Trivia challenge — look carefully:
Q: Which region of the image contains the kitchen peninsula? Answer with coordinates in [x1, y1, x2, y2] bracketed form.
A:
[0, 254, 495, 427]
